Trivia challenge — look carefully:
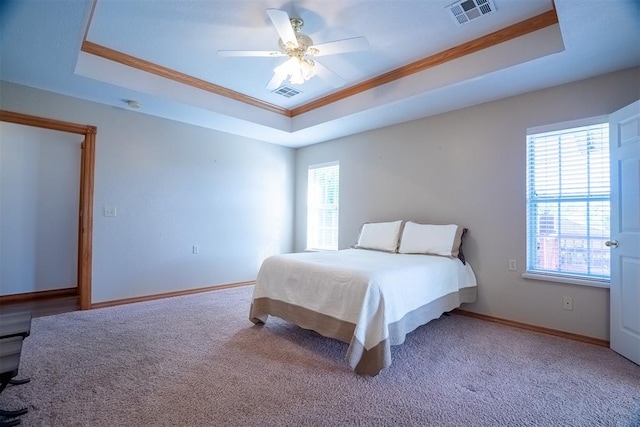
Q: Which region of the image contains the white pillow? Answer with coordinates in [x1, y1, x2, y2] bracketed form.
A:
[354, 220, 403, 252]
[398, 222, 464, 257]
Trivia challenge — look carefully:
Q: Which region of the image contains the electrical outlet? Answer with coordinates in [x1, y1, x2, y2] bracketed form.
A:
[508, 259, 517, 271]
[563, 296, 573, 311]
[192, 245, 199, 254]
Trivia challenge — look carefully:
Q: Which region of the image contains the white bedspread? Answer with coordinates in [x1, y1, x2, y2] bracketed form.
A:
[251, 249, 476, 373]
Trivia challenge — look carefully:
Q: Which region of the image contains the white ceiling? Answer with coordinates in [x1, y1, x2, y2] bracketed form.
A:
[1, 0, 639, 148]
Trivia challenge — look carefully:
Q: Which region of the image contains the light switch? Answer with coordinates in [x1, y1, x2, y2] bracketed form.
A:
[103, 206, 117, 217]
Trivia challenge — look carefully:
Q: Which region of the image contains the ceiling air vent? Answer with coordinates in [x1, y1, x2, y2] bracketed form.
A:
[272, 86, 302, 98]
[447, 0, 496, 25]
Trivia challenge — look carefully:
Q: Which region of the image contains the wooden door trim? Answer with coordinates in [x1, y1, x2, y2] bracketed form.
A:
[0, 110, 96, 310]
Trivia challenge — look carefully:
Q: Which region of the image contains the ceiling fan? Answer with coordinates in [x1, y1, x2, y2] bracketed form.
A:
[217, 8, 369, 91]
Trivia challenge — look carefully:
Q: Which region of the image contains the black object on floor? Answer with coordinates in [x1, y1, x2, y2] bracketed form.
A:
[0, 310, 32, 426]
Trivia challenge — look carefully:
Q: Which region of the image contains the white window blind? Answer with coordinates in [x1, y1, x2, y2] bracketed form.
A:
[526, 120, 610, 283]
[307, 162, 339, 250]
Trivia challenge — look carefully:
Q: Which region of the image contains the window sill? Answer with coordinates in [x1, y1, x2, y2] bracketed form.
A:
[522, 272, 610, 289]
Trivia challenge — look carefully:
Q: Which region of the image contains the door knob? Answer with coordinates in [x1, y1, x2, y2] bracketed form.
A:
[605, 240, 619, 248]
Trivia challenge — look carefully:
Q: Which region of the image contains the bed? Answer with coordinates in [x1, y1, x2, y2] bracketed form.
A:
[249, 220, 477, 376]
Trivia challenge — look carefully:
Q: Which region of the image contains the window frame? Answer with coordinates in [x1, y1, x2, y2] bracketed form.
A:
[306, 161, 339, 251]
[523, 116, 611, 289]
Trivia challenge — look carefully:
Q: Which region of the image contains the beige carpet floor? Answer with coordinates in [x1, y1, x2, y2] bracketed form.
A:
[1, 285, 639, 426]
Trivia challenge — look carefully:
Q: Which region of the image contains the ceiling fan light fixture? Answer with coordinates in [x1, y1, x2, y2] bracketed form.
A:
[271, 18, 319, 86]
[273, 57, 316, 85]
[300, 58, 316, 79]
[220, 9, 367, 91]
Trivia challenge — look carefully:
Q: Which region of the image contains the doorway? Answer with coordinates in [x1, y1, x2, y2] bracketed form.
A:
[0, 110, 96, 310]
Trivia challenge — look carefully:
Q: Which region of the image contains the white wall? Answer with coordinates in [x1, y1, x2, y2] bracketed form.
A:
[294, 67, 640, 340]
[2, 67, 637, 337]
[0, 82, 295, 304]
[0, 123, 82, 295]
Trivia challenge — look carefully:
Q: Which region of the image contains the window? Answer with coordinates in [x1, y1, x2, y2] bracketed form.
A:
[525, 119, 610, 285]
[307, 162, 339, 250]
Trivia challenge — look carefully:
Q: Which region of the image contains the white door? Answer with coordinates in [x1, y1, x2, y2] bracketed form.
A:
[609, 100, 640, 365]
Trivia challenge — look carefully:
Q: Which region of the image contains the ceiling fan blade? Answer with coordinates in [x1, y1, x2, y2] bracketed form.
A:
[266, 73, 286, 91]
[217, 50, 285, 58]
[314, 62, 346, 88]
[310, 36, 369, 57]
[266, 8, 298, 47]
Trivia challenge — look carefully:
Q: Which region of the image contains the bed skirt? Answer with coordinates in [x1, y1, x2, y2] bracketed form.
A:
[250, 286, 477, 376]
